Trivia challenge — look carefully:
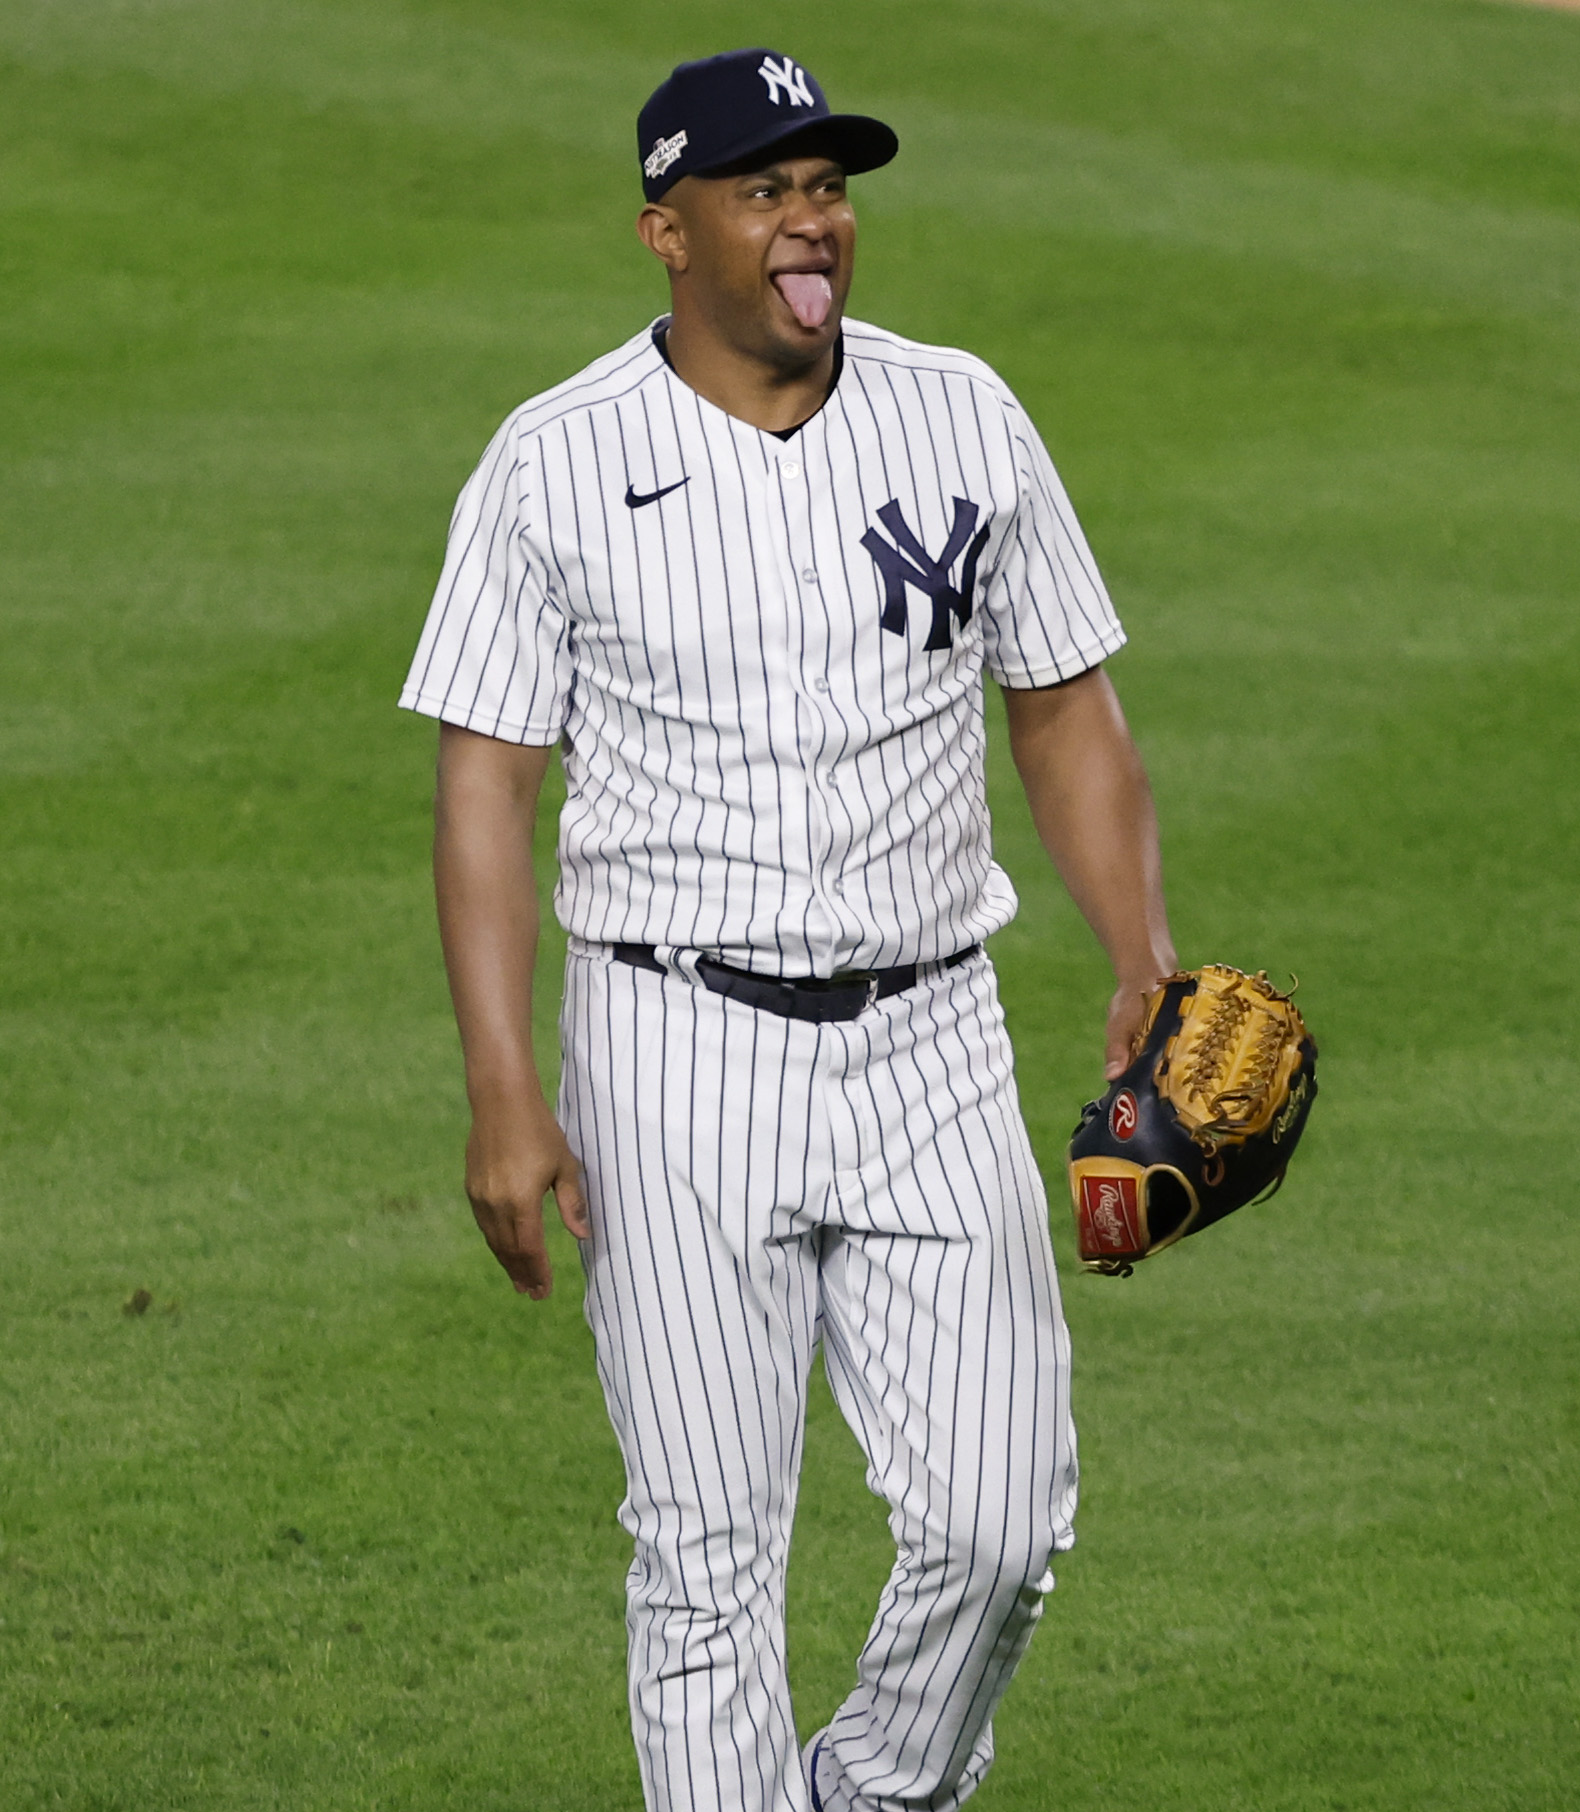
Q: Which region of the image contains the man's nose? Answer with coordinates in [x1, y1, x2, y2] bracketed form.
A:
[781, 193, 828, 237]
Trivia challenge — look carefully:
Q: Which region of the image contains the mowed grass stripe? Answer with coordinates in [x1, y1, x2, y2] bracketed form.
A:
[2, 1, 1577, 1808]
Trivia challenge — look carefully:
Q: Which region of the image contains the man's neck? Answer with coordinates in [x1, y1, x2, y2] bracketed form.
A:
[661, 314, 838, 435]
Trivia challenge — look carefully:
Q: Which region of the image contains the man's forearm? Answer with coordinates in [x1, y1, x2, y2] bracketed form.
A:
[433, 725, 557, 1111]
[431, 724, 585, 1297]
[1008, 677, 1173, 977]
[1003, 668, 1176, 1071]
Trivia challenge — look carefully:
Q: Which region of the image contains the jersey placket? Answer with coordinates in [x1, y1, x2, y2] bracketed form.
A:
[767, 428, 862, 974]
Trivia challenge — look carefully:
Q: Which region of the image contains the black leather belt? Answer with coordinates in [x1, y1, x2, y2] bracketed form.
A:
[610, 944, 979, 1023]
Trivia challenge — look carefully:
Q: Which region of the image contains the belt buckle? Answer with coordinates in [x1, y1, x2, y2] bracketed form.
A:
[831, 968, 880, 1013]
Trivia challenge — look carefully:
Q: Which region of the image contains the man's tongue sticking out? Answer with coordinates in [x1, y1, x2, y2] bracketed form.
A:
[775, 271, 833, 330]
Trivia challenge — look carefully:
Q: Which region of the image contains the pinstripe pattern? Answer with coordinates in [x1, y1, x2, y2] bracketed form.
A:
[406, 319, 1114, 1811]
[560, 944, 1077, 1812]
[400, 318, 1124, 974]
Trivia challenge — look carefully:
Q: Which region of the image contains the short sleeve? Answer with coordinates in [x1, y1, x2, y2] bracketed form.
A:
[398, 418, 572, 743]
[978, 394, 1127, 688]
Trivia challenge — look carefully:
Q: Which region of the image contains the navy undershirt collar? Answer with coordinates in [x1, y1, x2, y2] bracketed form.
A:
[652, 319, 843, 439]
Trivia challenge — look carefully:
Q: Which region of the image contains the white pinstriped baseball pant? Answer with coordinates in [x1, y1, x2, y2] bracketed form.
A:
[559, 944, 1078, 1812]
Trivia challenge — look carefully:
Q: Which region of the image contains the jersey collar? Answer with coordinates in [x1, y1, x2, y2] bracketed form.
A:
[649, 316, 843, 440]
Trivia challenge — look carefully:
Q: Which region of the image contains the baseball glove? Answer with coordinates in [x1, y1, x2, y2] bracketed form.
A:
[1067, 965, 1317, 1276]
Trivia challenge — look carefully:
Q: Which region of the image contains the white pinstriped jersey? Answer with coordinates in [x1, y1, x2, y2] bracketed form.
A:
[400, 317, 1125, 975]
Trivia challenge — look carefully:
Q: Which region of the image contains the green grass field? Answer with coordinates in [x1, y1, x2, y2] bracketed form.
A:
[3, 1, 1578, 1806]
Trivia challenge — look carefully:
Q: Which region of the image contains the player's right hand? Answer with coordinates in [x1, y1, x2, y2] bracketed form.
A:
[463, 1097, 589, 1300]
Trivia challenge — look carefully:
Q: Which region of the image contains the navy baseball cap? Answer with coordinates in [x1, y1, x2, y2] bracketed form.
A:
[638, 49, 898, 202]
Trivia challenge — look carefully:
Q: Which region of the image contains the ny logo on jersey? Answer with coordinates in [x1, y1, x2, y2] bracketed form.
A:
[758, 56, 815, 108]
[862, 499, 991, 652]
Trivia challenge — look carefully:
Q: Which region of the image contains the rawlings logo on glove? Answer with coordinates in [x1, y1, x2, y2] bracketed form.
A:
[1067, 965, 1318, 1276]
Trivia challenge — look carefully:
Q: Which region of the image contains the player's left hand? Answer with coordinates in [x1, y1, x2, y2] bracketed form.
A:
[1105, 976, 1167, 1079]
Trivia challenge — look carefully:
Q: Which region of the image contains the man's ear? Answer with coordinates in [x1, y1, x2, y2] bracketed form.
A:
[636, 203, 688, 273]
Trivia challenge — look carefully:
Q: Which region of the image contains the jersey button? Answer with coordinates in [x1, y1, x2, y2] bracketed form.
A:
[782, 461, 801, 480]
[801, 568, 819, 584]
[813, 678, 830, 693]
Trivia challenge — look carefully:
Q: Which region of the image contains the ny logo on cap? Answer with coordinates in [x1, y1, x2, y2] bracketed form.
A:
[758, 55, 814, 108]
[644, 130, 688, 181]
[863, 499, 991, 652]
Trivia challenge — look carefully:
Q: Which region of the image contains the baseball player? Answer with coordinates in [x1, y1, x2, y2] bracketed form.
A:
[401, 48, 1175, 1812]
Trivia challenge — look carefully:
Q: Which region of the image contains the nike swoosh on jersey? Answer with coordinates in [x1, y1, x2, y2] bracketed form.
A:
[624, 477, 690, 509]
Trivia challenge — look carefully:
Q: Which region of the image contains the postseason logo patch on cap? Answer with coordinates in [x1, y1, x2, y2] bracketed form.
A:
[643, 130, 688, 182]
